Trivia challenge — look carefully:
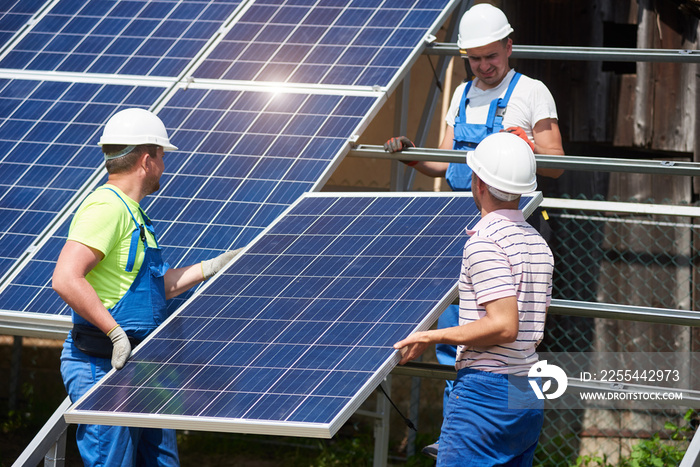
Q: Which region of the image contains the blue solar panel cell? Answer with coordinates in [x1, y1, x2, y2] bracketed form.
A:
[66, 193, 538, 438]
[133, 338, 205, 365]
[197, 391, 262, 419]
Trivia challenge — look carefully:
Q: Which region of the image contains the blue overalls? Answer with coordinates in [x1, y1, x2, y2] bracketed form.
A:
[437, 72, 522, 427]
[60, 187, 178, 467]
[444, 72, 522, 191]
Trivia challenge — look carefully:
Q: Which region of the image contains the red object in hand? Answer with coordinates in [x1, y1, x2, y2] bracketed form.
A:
[502, 126, 535, 151]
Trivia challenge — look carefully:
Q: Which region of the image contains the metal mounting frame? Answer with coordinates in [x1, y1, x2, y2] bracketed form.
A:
[351, 144, 700, 177]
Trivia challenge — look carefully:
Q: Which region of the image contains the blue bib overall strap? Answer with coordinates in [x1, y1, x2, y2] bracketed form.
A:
[446, 72, 522, 191]
[100, 187, 169, 339]
[101, 186, 158, 272]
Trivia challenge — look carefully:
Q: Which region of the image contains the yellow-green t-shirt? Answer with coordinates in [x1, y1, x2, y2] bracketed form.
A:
[68, 185, 157, 310]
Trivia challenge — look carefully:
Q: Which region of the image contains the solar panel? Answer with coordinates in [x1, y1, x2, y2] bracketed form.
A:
[194, 0, 457, 88]
[64, 192, 542, 438]
[0, 0, 243, 77]
[0, 87, 381, 324]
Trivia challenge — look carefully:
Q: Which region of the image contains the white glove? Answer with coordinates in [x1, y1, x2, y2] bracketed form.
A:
[201, 248, 244, 280]
[107, 325, 131, 370]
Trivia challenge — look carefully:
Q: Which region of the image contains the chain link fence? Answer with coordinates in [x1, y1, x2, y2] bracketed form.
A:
[536, 191, 699, 466]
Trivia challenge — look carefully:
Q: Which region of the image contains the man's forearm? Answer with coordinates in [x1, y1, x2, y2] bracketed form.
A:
[52, 276, 116, 334]
[394, 297, 519, 365]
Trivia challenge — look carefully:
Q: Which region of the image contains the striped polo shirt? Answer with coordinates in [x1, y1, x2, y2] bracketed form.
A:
[455, 209, 554, 376]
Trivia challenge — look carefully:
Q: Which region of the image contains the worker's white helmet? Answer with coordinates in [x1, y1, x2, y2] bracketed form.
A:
[457, 3, 513, 51]
[98, 108, 177, 151]
[467, 132, 537, 200]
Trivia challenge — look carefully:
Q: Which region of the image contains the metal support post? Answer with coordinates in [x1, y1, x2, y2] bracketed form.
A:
[372, 376, 391, 467]
[390, 78, 410, 192]
[9, 335, 22, 411]
[44, 429, 67, 467]
[13, 396, 71, 467]
[406, 373, 421, 458]
[681, 428, 700, 466]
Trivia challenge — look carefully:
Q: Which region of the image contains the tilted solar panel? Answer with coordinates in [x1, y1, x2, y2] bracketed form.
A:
[0, 0, 243, 76]
[65, 192, 542, 438]
[194, 0, 457, 87]
[0, 88, 381, 325]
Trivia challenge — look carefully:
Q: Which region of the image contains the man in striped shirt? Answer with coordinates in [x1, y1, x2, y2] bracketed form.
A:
[394, 132, 554, 466]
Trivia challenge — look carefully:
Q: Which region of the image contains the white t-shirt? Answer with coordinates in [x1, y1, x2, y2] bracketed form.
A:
[445, 69, 558, 144]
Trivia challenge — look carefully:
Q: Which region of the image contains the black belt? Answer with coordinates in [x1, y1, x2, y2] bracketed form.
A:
[72, 324, 142, 359]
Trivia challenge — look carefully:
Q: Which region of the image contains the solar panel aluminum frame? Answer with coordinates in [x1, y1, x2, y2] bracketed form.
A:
[0, 69, 178, 88]
[180, 76, 389, 97]
[0, 310, 71, 339]
[64, 191, 543, 438]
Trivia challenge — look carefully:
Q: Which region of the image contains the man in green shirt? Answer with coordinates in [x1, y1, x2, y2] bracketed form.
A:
[53, 108, 237, 467]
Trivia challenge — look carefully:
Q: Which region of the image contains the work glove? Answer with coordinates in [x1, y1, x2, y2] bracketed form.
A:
[502, 126, 535, 151]
[201, 247, 244, 280]
[383, 136, 415, 153]
[107, 325, 131, 370]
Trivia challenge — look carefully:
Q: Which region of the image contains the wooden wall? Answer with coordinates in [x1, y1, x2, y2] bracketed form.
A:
[505, 0, 698, 152]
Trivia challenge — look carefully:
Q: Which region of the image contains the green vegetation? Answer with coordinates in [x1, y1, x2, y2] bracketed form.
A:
[571, 409, 695, 467]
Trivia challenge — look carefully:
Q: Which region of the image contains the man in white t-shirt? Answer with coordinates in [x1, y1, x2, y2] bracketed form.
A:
[394, 133, 554, 466]
[384, 3, 563, 188]
[384, 3, 563, 459]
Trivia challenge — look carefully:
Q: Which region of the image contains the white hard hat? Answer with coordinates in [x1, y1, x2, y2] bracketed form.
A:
[98, 108, 177, 151]
[467, 132, 537, 196]
[457, 3, 513, 50]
